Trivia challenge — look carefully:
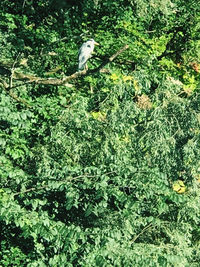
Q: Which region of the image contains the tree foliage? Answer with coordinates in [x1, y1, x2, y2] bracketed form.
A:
[0, 0, 200, 266]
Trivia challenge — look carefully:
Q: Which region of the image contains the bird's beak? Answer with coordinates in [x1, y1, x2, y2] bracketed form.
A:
[94, 41, 99, 46]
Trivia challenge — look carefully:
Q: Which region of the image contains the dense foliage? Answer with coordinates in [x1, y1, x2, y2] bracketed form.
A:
[0, 0, 200, 266]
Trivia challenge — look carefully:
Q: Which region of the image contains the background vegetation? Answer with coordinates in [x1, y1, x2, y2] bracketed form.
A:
[0, 0, 200, 266]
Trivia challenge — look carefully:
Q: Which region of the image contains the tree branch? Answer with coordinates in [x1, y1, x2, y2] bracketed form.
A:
[13, 172, 115, 196]
[0, 78, 32, 108]
[109, 44, 129, 61]
[0, 44, 130, 107]
[90, 44, 129, 73]
[10, 52, 22, 88]
[9, 44, 129, 87]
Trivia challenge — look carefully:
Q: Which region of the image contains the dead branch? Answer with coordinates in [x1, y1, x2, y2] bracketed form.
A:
[0, 77, 32, 108]
[12, 70, 83, 87]
[13, 171, 115, 196]
[9, 44, 129, 87]
[0, 78, 9, 89]
[90, 44, 129, 73]
[0, 44, 129, 107]
[109, 44, 129, 61]
[10, 52, 22, 88]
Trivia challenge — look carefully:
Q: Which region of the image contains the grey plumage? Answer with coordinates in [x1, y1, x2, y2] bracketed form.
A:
[78, 39, 99, 71]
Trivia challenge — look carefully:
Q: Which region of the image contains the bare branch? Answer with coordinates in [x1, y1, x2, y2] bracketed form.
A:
[13, 172, 115, 196]
[0, 78, 9, 89]
[0, 77, 31, 108]
[10, 52, 22, 88]
[131, 223, 153, 243]
[109, 44, 129, 61]
[12, 70, 83, 87]
[10, 44, 129, 87]
[89, 44, 129, 73]
[0, 44, 130, 104]
[9, 89, 32, 108]
[22, 0, 26, 10]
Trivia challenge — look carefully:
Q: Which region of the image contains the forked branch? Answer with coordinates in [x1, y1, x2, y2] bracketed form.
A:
[0, 44, 129, 107]
[8, 44, 129, 87]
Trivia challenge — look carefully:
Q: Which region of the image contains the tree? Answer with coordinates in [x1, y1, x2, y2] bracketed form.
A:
[0, 0, 200, 266]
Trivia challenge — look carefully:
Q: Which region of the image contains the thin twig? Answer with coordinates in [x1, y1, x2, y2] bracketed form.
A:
[90, 44, 129, 73]
[1, 44, 129, 106]
[10, 52, 21, 88]
[0, 77, 32, 108]
[9, 90, 32, 108]
[22, 0, 26, 10]
[0, 78, 9, 89]
[131, 223, 153, 243]
[51, 37, 68, 44]
[13, 172, 115, 196]
[109, 45, 129, 61]
[8, 44, 129, 89]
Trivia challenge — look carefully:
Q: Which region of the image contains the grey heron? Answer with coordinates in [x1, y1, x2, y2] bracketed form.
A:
[78, 39, 99, 71]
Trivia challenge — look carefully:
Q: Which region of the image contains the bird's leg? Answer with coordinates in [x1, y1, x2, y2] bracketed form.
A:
[85, 63, 88, 71]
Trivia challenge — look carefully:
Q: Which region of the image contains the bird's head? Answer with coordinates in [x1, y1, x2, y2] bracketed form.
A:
[88, 39, 99, 46]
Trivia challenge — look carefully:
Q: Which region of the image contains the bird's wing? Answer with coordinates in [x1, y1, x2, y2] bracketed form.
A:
[78, 43, 92, 58]
[78, 41, 95, 70]
[78, 55, 86, 70]
[78, 43, 91, 69]
[78, 42, 88, 57]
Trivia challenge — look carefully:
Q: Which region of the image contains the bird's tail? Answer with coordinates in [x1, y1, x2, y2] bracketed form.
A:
[78, 62, 85, 71]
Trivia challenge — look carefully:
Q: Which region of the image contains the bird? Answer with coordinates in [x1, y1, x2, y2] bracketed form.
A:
[78, 39, 99, 71]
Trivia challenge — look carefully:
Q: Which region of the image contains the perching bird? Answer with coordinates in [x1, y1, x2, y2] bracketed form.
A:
[78, 39, 99, 71]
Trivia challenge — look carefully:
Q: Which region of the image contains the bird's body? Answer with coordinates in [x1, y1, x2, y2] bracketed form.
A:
[78, 39, 99, 71]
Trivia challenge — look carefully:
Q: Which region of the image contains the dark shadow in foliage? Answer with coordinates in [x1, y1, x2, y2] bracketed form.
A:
[0, 120, 11, 130]
[0, 66, 11, 76]
[41, 189, 100, 228]
[0, 221, 35, 258]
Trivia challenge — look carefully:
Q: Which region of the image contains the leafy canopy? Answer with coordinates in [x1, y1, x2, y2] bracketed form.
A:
[0, 0, 200, 266]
